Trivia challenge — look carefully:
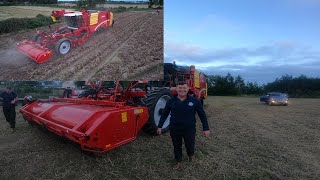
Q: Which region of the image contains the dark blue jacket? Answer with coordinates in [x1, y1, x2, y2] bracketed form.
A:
[0, 91, 17, 107]
[158, 95, 209, 131]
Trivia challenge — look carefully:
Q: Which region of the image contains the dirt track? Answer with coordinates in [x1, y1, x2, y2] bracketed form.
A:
[0, 96, 319, 179]
[0, 11, 163, 80]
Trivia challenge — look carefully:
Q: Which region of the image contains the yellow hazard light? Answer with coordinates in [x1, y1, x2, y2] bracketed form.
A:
[51, 16, 57, 22]
[121, 112, 127, 122]
[106, 144, 112, 148]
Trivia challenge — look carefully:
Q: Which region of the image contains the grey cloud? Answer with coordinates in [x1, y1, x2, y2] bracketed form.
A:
[165, 41, 318, 65]
[201, 63, 320, 85]
[165, 41, 320, 83]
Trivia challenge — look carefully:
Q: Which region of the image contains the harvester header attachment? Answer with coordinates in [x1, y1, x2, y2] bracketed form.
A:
[20, 98, 149, 153]
[16, 40, 54, 64]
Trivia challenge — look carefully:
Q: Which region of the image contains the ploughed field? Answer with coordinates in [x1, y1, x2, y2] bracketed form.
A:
[0, 10, 163, 80]
[0, 96, 319, 179]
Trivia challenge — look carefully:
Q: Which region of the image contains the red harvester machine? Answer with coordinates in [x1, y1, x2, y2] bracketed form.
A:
[20, 64, 208, 153]
[16, 10, 114, 64]
[51, 10, 67, 22]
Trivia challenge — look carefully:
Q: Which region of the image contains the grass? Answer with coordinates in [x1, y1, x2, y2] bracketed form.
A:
[0, 96, 319, 179]
[0, 6, 75, 34]
[0, 14, 54, 34]
[0, 6, 72, 21]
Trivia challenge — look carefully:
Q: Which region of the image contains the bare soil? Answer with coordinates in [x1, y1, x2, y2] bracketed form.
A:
[0, 10, 163, 81]
[0, 96, 319, 179]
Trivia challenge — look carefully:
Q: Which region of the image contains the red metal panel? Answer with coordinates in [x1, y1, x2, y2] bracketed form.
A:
[16, 41, 53, 64]
[20, 99, 149, 153]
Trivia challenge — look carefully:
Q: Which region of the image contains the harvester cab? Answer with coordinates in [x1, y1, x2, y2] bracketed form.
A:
[64, 12, 83, 29]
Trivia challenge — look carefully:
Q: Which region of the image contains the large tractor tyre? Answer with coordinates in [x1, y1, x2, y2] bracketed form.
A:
[141, 88, 173, 135]
[78, 89, 97, 99]
[55, 38, 71, 55]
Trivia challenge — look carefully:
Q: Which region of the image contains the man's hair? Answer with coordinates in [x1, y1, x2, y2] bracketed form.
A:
[177, 81, 188, 86]
[6, 87, 12, 90]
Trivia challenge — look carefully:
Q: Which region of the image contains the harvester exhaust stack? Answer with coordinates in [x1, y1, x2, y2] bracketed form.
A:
[17, 40, 53, 64]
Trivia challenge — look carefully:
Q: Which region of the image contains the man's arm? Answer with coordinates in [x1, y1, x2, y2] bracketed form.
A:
[195, 99, 209, 131]
[11, 92, 18, 104]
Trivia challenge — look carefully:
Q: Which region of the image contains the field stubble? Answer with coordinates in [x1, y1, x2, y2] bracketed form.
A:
[0, 96, 319, 179]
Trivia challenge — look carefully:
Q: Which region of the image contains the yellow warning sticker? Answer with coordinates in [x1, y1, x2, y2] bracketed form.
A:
[194, 69, 200, 88]
[121, 112, 127, 122]
[90, 13, 98, 26]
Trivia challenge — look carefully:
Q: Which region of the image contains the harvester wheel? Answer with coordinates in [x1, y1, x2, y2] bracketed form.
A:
[141, 88, 173, 135]
[55, 38, 71, 55]
[78, 89, 98, 99]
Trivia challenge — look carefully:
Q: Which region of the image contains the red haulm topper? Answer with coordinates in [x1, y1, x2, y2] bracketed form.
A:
[20, 98, 148, 153]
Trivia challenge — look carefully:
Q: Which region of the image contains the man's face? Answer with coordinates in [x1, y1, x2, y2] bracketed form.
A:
[177, 84, 189, 97]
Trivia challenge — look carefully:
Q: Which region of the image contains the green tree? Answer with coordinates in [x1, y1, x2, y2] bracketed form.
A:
[77, 0, 96, 10]
[235, 75, 245, 95]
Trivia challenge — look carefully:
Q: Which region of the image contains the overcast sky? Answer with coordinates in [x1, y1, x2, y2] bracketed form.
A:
[164, 0, 320, 84]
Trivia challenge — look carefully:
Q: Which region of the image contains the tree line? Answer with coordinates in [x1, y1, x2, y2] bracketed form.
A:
[1, 73, 319, 98]
[2, 0, 161, 5]
[206, 73, 320, 98]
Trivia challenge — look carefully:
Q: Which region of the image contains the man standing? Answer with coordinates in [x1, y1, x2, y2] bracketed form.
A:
[0, 87, 17, 132]
[157, 82, 210, 170]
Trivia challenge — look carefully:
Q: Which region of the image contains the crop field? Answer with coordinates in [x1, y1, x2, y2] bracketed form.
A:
[0, 6, 72, 21]
[0, 10, 163, 81]
[0, 96, 319, 179]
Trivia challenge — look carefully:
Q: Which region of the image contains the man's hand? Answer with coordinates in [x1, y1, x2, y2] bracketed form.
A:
[202, 130, 210, 137]
[10, 100, 16, 104]
[157, 128, 162, 135]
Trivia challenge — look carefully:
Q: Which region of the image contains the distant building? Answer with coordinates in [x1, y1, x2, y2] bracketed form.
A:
[58, 0, 79, 2]
[57, 0, 149, 8]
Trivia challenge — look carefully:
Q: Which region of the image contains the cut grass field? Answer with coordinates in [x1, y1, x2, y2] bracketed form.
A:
[0, 6, 73, 21]
[0, 96, 319, 179]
